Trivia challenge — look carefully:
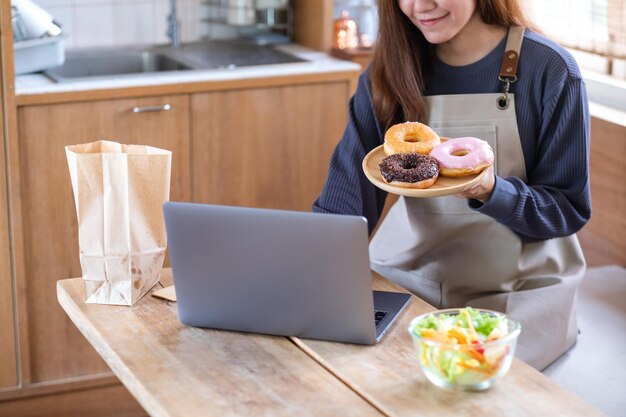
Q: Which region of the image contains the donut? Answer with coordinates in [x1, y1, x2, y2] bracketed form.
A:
[429, 137, 494, 177]
[384, 122, 441, 156]
[379, 153, 439, 189]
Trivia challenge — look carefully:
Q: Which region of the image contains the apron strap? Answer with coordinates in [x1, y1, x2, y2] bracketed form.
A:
[497, 26, 526, 110]
[500, 26, 525, 80]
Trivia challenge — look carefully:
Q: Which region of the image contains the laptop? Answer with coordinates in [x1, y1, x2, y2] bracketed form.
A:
[163, 202, 411, 344]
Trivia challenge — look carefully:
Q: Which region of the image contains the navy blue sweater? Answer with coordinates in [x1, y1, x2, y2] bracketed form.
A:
[313, 31, 591, 242]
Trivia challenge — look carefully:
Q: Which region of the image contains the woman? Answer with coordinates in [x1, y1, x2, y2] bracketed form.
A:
[314, 0, 590, 370]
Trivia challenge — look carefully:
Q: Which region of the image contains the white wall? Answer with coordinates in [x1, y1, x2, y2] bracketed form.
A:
[31, 0, 208, 48]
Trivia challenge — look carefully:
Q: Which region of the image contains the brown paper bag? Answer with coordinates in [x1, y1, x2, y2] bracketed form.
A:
[66, 140, 172, 305]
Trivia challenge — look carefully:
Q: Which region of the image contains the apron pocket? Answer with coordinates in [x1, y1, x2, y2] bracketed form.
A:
[466, 277, 579, 370]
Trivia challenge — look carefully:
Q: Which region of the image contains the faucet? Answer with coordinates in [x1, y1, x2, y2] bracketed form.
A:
[166, 0, 180, 48]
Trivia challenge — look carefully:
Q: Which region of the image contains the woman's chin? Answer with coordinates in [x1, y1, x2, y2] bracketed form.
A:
[419, 30, 455, 45]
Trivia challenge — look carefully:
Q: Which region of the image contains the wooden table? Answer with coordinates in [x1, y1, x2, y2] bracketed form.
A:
[57, 270, 606, 417]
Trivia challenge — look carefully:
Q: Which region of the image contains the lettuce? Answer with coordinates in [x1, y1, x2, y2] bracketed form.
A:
[466, 307, 505, 337]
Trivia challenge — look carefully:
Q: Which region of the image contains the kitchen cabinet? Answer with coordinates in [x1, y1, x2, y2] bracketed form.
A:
[0, 94, 18, 391]
[191, 82, 348, 210]
[0, 95, 189, 416]
[0, 0, 357, 406]
[330, 47, 373, 70]
[0, 2, 18, 392]
[293, 0, 334, 51]
[16, 94, 191, 382]
[1, 65, 356, 414]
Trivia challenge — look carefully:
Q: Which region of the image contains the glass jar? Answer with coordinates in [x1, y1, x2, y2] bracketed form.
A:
[333, 0, 378, 48]
[333, 10, 358, 49]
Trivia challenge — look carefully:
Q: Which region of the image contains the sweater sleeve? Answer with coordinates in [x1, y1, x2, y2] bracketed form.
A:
[312, 73, 387, 235]
[470, 77, 591, 242]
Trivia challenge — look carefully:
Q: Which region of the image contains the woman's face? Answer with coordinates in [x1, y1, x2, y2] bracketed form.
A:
[398, 0, 479, 44]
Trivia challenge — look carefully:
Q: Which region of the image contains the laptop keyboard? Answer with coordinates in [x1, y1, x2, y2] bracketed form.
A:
[374, 310, 389, 327]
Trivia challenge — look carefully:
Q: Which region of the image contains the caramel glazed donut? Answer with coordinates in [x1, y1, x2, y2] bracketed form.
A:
[379, 153, 440, 189]
[429, 137, 495, 177]
[383, 122, 441, 156]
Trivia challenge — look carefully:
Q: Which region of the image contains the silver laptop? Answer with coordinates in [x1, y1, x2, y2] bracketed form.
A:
[163, 202, 411, 344]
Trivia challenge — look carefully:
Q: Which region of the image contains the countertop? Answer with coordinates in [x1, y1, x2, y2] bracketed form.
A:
[57, 269, 607, 417]
[15, 44, 362, 98]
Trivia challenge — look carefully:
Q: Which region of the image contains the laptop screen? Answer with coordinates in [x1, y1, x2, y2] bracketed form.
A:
[164, 202, 410, 344]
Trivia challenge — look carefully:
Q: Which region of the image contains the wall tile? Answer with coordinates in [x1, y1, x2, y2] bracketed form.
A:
[32, 0, 72, 7]
[28, 0, 213, 48]
[113, 2, 155, 46]
[180, 0, 199, 42]
[154, 0, 170, 45]
[74, 0, 114, 5]
[73, 3, 114, 47]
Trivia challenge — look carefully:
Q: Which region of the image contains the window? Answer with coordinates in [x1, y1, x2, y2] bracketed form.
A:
[527, 0, 626, 79]
[527, 0, 626, 111]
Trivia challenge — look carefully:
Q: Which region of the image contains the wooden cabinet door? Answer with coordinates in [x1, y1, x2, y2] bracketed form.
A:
[0, 0, 18, 390]
[191, 82, 350, 210]
[16, 95, 190, 383]
[0, 100, 18, 390]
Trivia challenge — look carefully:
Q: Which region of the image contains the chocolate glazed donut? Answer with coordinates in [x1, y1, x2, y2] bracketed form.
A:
[379, 153, 439, 189]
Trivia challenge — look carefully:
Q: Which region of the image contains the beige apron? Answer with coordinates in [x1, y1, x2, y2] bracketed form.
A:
[369, 27, 586, 370]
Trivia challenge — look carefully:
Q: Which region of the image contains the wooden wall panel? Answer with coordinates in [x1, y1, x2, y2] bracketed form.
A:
[578, 116, 626, 266]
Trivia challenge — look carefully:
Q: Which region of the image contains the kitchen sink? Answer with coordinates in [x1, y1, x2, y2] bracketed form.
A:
[44, 49, 194, 82]
[43, 41, 307, 83]
[164, 42, 307, 69]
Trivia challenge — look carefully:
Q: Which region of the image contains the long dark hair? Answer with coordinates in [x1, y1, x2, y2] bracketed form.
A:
[370, 0, 538, 131]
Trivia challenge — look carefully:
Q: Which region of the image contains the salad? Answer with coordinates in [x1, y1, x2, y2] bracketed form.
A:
[408, 307, 520, 389]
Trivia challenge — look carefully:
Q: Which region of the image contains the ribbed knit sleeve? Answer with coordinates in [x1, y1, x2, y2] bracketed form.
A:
[466, 34, 591, 241]
[472, 77, 591, 241]
[312, 73, 387, 234]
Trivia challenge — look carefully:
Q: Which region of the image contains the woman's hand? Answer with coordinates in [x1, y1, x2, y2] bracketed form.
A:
[454, 165, 495, 202]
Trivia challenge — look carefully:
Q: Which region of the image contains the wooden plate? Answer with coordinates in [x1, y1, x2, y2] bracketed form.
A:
[362, 145, 488, 198]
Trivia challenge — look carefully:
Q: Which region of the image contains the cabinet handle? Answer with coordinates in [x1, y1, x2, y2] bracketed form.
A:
[131, 104, 172, 113]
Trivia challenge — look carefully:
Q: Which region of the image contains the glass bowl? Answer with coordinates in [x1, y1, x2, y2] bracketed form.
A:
[408, 308, 521, 391]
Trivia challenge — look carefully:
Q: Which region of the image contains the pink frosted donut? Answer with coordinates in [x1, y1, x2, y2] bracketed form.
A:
[429, 137, 494, 177]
